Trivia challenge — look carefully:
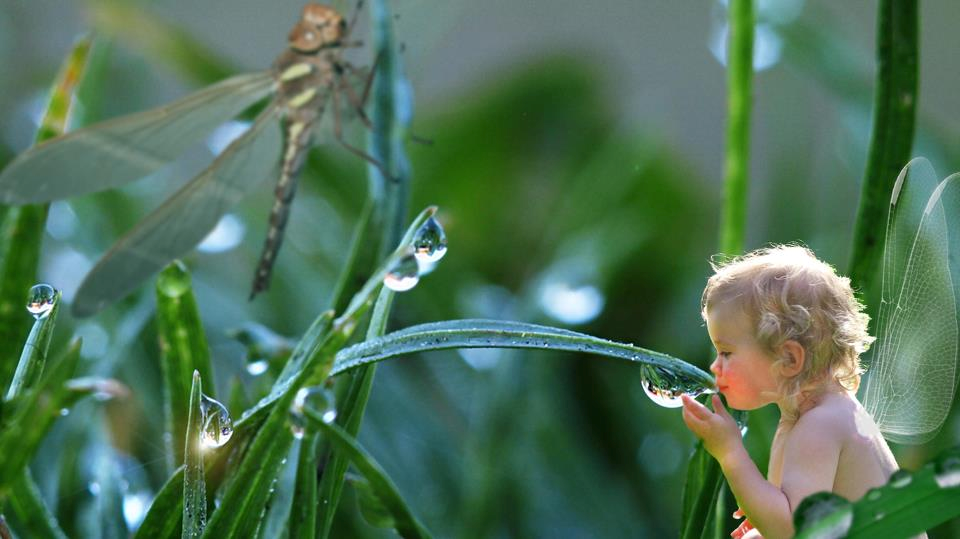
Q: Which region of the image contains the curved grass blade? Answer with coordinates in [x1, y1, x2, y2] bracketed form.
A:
[183, 371, 206, 538]
[305, 411, 432, 539]
[254, 441, 300, 539]
[133, 468, 184, 539]
[0, 339, 82, 497]
[73, 104, 283, 317]
[330, 319, 714, 387]
[157, 261, 216, 471]
[795, 445, 960, 538]
[0, 71, 274, 205]
[288, 432, 320, 539]
[0, 36, 92, 389]
[4, 470, 68, 539]
[4, 288, 62, 400]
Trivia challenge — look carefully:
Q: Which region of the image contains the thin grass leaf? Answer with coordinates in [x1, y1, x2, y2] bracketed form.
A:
[0, 339, 83, 497]
[157, 261, 217, 471]
[0, 37, 92, 389]
[4, 288, 62, 400]
[4, 470, 68, 539]
[133, 468, 184, 539]
[305, 410, 432, 539]
[848, 0, 918, 299]
[254, 441, 300, 539]
[330, 319, 713, 386]
[183, 371, 206, 538]
[795, 445, 960, 538]
[289, 432, 320, 539]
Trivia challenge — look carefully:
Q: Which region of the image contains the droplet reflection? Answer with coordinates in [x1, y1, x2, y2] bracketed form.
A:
[383, 253, 420, 292]
[640, 364, 715, 408]
[26, 283, 57, 319]
[200, 394, 233, 449]
[289, 386, 337, 439]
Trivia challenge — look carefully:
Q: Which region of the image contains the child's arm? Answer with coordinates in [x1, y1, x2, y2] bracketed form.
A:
[682, 395, 838, 539]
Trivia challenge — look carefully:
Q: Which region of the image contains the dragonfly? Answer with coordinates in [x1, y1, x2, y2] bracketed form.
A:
[860, 156, 960, 445]
[0, 3, 381, 317]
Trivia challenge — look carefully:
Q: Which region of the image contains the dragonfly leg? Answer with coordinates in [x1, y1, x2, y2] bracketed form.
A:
[341, 59, 432, 146]
[331, 87, 394, 182]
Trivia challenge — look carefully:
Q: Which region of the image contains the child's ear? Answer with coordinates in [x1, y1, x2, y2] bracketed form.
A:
[778, 340, 805, 377]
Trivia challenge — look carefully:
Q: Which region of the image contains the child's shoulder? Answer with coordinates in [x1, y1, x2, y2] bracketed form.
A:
[792, 391, 861, 439]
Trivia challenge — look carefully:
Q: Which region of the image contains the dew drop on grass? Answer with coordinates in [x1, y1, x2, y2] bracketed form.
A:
[26, 283, 57, 319]
[934, 451, 960, 488]
[384, 253, 420, 292]
[200, 394, 233, 449]
[412, 216, 447, 264]
[246, 359, 269, 376]
[889, 469, 912, 488]
[289, 386, 337, 439]
[793, 492, 853, 539]
[640, 365, 715, 408]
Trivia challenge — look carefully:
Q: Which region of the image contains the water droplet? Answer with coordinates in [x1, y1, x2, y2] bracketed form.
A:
[412, 216, 447, 265]
[383, 253, 420, 292]
[123, 491, 152, 531]
[26, 283, 57, 319]
[889, 470, 912, 488]
[793, 492, 852, 538]
[865, 488, 882, 501]
[934, 451, 960, 489]
[156, 260, 191, 297]
[289, 386, 337, 438]
[200, 395, 233, 449]
[640, 365, 715, 408]
[246, 359, 269, 376]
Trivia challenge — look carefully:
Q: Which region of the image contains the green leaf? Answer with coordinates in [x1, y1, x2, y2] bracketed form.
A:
[304, 411, 432, 539]
[0, 36, 93, 390]
[289, 432, 320, 539]
[182, 371, 206, 538]
[795, 445, 960, 538]
[4, 470, 68, 539]
[254, 441, 300, 539]
[330, 319, 713, 387]
[156, 260, 216, 471]
[4, 288, 63, 400]
[133, 468, 184, 539]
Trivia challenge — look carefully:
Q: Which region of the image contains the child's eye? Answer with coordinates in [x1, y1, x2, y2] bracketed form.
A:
[718, 351, 731, 358]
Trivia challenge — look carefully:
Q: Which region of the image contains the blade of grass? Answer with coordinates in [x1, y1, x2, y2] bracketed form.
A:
[133, 468, 184, 539]
[305, 410, 432, 539]
[4, 470, 68, 539]
[289, 432, 320, 539]
[157, 261, 217, 472]
[847, 0, 918, 300]
[0, 36, 92, 390]
[182, 371, 206, 538]
[4, 289, 62, 400]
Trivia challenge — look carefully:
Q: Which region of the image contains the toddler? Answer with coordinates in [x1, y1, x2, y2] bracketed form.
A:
[681, 245, 903, 539]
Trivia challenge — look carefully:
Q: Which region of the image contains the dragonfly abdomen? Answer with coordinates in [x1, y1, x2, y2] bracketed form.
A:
[250, 119, 315, 298]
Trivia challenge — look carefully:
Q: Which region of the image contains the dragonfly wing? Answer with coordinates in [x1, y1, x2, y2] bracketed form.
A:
[861, 157, 960, 444]
[71, 104, 283, 317]
[0, 71, 275, 204]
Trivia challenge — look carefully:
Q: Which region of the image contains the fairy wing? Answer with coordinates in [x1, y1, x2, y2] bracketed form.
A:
[0, 71, 275, 205]
[71, 104, 283, 318]
[860, 157, 960, 444]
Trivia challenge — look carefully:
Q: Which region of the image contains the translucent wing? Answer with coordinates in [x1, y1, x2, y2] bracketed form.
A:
[71, 104, 283, 317]
[0, 71, 275, 204]
[860, 157, 960, 444]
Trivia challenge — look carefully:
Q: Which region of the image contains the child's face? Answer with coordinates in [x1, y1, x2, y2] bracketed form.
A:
[706, 302, 780, 410]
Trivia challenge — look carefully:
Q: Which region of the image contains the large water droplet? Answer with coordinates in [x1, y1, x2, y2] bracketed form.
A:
[412, 216, 447, 265]
[200, 395, 233, 449]
[26, 283, 57, 319]
[792, 492, 853, 539]
[640, 365, 715, 408]
[383, 253, 420, 292]
[934, 450, 960, 489]
[289, 386, 337, 439]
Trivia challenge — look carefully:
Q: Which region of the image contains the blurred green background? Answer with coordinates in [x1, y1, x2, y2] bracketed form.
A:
[0, 0, 959, 536]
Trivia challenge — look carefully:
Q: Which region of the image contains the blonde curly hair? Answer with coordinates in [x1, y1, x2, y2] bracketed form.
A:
[701, 244, 874, 421]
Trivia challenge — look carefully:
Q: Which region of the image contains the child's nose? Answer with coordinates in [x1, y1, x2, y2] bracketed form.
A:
[710, 356, 722, 376]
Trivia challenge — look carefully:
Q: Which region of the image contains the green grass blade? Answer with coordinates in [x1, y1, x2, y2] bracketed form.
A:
[133, 468, 184, 539]
[795, 445, 960, 538]
[305, 411, 432, 539]
[4, 289, 62, 400]
[255, 441, 300, 539]
[718, 0, 753, 257]
[330, 319, 714, 387]
[0, 36, 92, 390]
[289, 432, 320, 539]
[182, 371, 206, 538]
[847, 0, 918, 297]
[0, 339, 83, 497]
[157, 261, 216, 471]
[4, 470, 68, 539]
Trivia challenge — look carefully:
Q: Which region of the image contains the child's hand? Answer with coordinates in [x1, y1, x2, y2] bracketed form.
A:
[681, 394, 743, 465]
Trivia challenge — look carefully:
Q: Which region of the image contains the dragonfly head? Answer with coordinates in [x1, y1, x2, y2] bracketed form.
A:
[288, 4, 348, 53]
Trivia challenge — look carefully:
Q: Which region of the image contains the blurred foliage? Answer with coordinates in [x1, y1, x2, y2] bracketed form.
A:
[0, 0, 958, 537]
